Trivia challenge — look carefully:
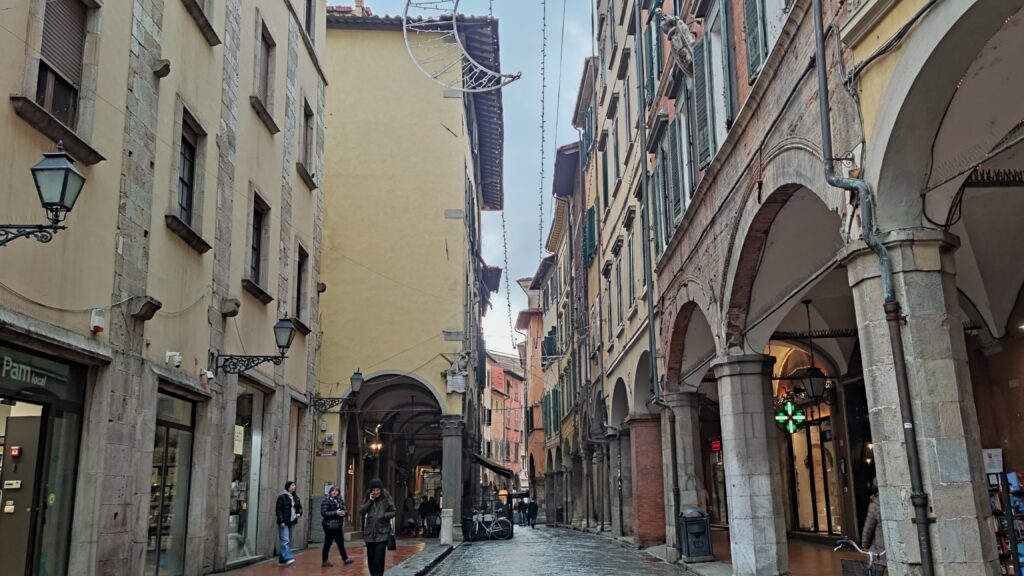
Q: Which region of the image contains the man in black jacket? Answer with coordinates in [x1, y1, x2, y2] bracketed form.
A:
[275, 481, 303, 565]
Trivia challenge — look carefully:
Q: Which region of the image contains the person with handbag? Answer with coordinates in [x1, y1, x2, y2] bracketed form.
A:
[321, 486, 355, 567]
[359, 478, 396, 576]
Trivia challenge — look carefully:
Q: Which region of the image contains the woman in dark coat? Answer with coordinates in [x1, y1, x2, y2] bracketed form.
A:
[861, 491, 886, 564]
[274, 481, 303, 566]
[359, 478, 396, 576]
[320, 486, 355, 567]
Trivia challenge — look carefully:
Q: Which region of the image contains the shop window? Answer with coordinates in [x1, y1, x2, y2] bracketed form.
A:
[146, 392, 195, 576]
[227, 384, 265, 564]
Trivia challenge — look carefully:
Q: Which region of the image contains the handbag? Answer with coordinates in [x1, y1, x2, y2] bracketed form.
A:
[387, 518, 397, 550]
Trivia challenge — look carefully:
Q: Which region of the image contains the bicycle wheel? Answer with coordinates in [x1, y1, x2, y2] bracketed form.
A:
[491, 517, 513, 540]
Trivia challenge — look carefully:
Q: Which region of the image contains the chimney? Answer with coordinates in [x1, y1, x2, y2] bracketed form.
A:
[355, 0, 364, 16]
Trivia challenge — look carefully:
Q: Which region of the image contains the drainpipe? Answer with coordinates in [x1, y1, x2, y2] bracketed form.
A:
[811, 1, 934, 574]
[632, 0, 662, 404]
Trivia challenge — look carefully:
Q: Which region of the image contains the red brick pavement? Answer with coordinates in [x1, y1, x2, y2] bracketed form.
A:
[222, 541, 427, 576]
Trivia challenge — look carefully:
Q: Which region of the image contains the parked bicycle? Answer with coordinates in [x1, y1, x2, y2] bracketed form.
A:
[464, 509, 513, 541]
[834, 538, 886, 575]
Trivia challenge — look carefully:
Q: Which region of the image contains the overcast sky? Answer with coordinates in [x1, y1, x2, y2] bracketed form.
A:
[333, 1, 593, 354]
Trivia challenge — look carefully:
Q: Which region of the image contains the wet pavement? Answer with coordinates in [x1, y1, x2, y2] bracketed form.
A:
[216, 539, 428, 576]
[431, 526, 695, 576]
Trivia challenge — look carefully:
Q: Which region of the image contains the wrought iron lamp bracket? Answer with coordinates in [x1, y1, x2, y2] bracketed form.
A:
[311, 395, 354, 414]
[216, 354, 285, 374]
[0, 223, 66, 247]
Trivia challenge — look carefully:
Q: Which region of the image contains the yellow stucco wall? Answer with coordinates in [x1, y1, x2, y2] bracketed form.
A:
[316, 24, 472, 487]
[844, 0, 930, 146]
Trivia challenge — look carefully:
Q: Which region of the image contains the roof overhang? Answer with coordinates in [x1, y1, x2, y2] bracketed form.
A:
[573, 57, 597, 128]
[552, 142, 581, 198]
[544, 198, 570, 253]
[528, 255, 556, 290]
[515, 308, 541, 331]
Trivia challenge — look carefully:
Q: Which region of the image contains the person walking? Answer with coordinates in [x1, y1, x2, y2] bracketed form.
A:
[275, 481, 303, 566]
[861, 487, 886, 565]
[526, 498, 538, 529]
[359, 479, 396, 576]
[321, 486, 354, 567]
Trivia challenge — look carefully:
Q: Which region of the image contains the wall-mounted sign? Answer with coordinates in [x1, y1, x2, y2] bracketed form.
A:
[984, 448, 1004, 474]
[316, 450, 338, 457]
[775, 401, 807, 434]
[710, 439, 722, 452]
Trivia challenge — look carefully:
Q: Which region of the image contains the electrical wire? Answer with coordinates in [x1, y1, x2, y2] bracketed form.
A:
[500, 211, 518, 350]
[0, 280, 133, 313]
[537, 0, 549, 260]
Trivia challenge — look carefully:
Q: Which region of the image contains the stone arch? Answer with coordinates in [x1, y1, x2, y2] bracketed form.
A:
[722, 181, 845, 349]
[664, 301, 718, 393]
[610, 378, 629, 429]
[361, 369, 449, 415]
[863, 0, 1024, 232]
[632, 351, 654, 415]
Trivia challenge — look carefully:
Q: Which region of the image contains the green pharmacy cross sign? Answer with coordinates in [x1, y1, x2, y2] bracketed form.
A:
[775, 400, 807, 434]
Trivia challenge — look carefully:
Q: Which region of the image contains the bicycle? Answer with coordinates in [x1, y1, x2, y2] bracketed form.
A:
[834, 538, 886, 575]
[465, 509, 513, 541]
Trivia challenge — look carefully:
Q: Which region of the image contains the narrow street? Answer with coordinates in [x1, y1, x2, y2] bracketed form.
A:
[431, 527, 692, 576]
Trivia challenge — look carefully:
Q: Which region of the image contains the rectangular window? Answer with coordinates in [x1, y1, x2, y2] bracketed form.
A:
[602, 148, 610, 212]
[623, 75, 633, 144]
[250, 198, 268, 284]
[178, 117, 199, 226]
[305, 0, 316, 40]
[302, 99, 315, 168]
[615, 256, 623, 324]
[295, 245, 309, 320]
[605, 280, 613, 341]
[38, 0, 86, 128]
[612, 117, 621, 183]
[257, 24, 275, 105]
[627, 233, 635, 304]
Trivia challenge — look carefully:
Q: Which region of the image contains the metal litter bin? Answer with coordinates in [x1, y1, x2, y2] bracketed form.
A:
[678, 507, 713, 560]
[556, 507, 564, 523]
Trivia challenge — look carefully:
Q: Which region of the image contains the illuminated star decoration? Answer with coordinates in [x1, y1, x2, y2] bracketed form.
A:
[775, 400, 807, 434]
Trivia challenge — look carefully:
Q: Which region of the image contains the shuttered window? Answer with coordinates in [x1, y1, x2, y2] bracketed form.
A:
[41, 0, 86, 87]
[667, 119, 683, 222]
[37, 0, 87, 127]
[627, 233, 635, 303]
[744, 0, 766, 80]
[601, 148, 610, 212]
[644, 19, 655, 106]
[693, 37, 713, 167]
[302, 99, 314, 167]
[652, 157, 663, 257]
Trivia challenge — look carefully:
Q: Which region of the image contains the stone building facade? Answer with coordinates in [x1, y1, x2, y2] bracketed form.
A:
[0, 0, 327, 574]
[538, 0, 1024, 575]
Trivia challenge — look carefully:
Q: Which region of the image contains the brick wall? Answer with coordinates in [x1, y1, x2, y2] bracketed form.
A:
[628, 414, 666, 546]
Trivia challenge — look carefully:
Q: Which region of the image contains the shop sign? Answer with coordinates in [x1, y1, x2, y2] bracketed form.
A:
[775, 400, 807, 434]
[984, 448, 1004, 473]
[233, 425, 245, 456]
[316, 450, 337, 457]
[2, 355, 51, 387]
[710, 439, 722, 452]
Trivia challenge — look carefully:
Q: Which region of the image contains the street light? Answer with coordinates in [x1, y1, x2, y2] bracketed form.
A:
[350, 369, 364, 394]
[1, 142, 86, 247]
[312, 369, 364, 413]
[216, 317, 297, 374]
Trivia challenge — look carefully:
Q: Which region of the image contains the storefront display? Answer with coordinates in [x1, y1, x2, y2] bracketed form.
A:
[227, 383, 264, 565]
[0, 343, 83, 576]
[146, 392, 194, 576]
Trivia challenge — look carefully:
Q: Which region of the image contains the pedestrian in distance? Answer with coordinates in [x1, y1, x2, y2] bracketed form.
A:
[526, 498, 538, 529]
[861, 482, 886, 565]
[360, 478, 396, 576]
[275, 481, 303, 566]
[321, 486, 355, 567]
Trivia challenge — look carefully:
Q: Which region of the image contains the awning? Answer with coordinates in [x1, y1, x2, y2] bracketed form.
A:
[471, 451, 514, 478]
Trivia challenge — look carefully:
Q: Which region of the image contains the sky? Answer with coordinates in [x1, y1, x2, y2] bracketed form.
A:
[333, 1, 594, 354]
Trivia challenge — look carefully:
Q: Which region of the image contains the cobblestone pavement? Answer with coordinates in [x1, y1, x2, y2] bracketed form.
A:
[430, 526, 694, 576]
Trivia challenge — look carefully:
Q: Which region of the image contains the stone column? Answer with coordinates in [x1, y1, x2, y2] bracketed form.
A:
[844, 229, 997, 576]
[599, 447, 611, 530]
[712, 354, 788, 576]
[610, 429, 634, 536]
[627, 414, 666, 547]
[440, 416, 464, 528]
[661, 391, 707, 562]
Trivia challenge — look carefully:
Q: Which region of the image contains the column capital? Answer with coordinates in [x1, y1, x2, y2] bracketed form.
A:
[439, 415, 465, 437]
[841, 227, 960, 279]
[624, 413, 660, 427]
[660, 390, 701, 408]
[710, 353, 774, 378]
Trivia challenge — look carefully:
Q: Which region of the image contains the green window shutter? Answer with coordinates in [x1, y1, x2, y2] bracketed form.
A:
[652, 159, 663, 258]
[693, 38, 712, 166]
[744, 0, 765, 80]
[667, 119, 683, 221]
[653, 11, 664, 78]
[682, 81, 699, 193]
[720, 0, 737, 122]
[586, 206, 597, 258]
[645, 22, 655, 105]
[602, 148, 610, 210]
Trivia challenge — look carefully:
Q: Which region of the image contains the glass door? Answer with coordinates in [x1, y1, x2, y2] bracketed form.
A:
[228, 384, 263, 564]
[789, 417, 842, 534]
[146, 393, 194, 576]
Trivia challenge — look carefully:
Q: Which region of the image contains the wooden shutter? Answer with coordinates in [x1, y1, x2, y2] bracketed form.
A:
[645, 22, 655, 105]
[720, 0, 737, 123]
[744, 0, 765, 80]
[652, 159, 663, 257]
[601, 148, 610, 210]
[693, 38, 712, 167]
[668, 120, 684, 221]
[653, 11, 664, 78]
[41, 0, 86, 86]
[682, 81, 699, 194]
[587, 207, 597, 257]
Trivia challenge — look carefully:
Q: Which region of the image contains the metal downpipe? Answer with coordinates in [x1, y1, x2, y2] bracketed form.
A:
[811, 0, 935, 574]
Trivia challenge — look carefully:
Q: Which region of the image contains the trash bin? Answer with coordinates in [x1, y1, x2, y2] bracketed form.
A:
[677, 507, 713, 560]
[556, 507, 564, 524]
